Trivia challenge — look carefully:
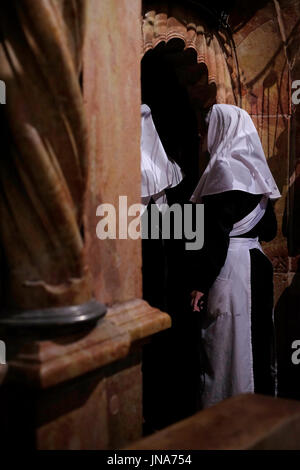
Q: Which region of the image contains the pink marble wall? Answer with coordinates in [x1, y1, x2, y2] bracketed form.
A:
[231, 2, 291, 296]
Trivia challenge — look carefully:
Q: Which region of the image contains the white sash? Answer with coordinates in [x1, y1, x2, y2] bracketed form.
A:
[230, 195, 268, 237]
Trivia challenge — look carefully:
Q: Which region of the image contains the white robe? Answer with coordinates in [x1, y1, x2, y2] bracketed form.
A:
[201, 195, 273, 408]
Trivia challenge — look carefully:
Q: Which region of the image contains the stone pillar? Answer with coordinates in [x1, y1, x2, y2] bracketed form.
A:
[0, 0, 105, 326]
[0, 0, 170, 449]
[83, 0, 143, 306]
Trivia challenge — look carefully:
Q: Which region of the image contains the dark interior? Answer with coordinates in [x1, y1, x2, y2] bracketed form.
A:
[141, 40, 212, 431]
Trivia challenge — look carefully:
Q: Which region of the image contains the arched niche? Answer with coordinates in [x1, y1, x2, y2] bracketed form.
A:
[141, 3, 239, 105]
[140, 2, 240, 184]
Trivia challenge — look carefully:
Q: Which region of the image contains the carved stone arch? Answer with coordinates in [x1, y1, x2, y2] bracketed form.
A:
[141, 3, 240, 105]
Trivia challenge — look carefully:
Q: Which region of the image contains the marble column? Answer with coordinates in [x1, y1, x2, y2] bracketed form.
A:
[0, 0, 170, 449]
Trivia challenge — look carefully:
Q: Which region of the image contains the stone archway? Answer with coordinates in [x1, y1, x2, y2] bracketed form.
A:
[141, 2, 240, 105]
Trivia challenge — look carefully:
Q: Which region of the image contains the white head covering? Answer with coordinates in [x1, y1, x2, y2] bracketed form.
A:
[190, 104, 281, 203]
[141, 104, 183, 211]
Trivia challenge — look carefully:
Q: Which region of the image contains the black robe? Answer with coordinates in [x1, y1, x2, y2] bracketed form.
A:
[186, 190, 277, 396]
[142, 189, 277, 431]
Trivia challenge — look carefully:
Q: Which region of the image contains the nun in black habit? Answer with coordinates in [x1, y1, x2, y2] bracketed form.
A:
[140, 103, 199, 430]
[188, 103, 281, 409]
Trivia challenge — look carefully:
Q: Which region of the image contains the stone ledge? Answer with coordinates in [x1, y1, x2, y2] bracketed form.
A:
[2, 299, 170, 389]
[107, 298, 171, 343]
[126, 394, 300, 450]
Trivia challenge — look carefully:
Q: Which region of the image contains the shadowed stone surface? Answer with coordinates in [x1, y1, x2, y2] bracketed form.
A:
[126, 394, 300, 450]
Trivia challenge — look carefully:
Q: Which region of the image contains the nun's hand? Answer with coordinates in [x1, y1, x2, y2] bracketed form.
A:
[190, 290, 205, 312]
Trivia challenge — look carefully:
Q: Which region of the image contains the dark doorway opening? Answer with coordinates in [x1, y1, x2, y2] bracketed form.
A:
[141, 40, 210, 432]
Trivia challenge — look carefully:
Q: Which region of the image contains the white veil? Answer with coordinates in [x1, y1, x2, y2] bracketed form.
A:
[190, 104, 281, 203]
[141, 104, 183, 211]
